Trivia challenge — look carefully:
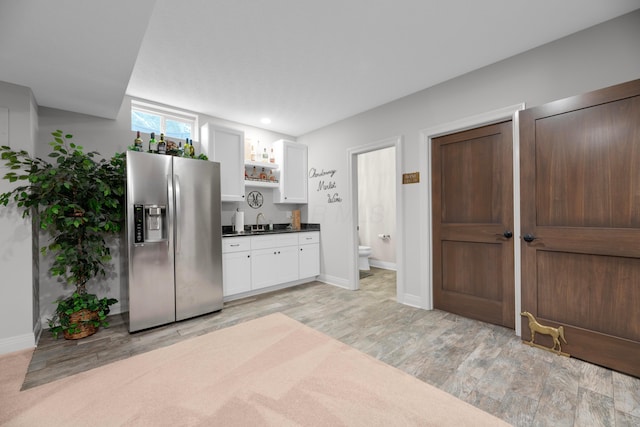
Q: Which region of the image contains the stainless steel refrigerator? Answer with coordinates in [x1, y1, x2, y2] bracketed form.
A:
[122, 150, 223, 332]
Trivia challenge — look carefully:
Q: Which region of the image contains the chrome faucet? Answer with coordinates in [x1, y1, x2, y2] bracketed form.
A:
[256, 212, 266, 228]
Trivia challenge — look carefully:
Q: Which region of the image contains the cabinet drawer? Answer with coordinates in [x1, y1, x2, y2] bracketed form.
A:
[222, 237, 251, 253]
[298, 231, 319, 245]
[251, 233, 299, 249]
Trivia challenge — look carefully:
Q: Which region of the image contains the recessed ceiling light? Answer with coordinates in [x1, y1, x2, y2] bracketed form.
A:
[260, 117, 271, 125]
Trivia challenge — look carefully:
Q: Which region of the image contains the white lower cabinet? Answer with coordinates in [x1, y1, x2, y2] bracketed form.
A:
[251, 245, 298, 290]
[278, 245, 300, 282]
[251, 234, 299, 290]
[298, 232, 320, 278]
[249, 248, 277, 289]
[222, 231, 320, 298]
[222, 251, 251, 296]
[221, 237, 252, 296]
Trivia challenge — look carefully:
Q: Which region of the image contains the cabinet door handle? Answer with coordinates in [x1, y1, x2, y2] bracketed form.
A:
[230, 244, 240, 247]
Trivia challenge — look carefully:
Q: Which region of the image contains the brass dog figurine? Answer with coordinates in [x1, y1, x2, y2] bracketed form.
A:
[521, 311, 568, 356]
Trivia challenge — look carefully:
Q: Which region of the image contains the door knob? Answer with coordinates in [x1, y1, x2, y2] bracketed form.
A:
[523, 234, 536, 242]
[495, 231, 513, 239]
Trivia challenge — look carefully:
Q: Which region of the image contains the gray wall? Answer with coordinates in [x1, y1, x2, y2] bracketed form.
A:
[298, 10, 640, 300]
[0, 81, 38, 353]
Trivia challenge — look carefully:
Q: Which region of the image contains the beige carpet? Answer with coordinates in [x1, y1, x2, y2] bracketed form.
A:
[0, 313, 510, 426]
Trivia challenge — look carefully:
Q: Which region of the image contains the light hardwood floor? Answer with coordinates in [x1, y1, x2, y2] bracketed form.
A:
[25, 268, 640, 426]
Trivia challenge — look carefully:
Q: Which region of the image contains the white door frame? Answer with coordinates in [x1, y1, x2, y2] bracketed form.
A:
[419, 103, 525, 336]
[347, 136, 404, 299]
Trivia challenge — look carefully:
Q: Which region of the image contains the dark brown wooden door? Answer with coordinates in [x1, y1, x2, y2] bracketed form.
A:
[432, 121, 515, 328]
[520, 79, 640, 378]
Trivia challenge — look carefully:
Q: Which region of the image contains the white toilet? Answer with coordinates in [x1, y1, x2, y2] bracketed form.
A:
[358, 245, 372, 271]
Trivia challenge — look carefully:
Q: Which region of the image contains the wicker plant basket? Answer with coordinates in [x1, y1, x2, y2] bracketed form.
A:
[63, 309, 98, 340]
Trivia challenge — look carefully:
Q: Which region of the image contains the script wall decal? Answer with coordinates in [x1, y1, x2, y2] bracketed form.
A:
[309, 167, 342, 203]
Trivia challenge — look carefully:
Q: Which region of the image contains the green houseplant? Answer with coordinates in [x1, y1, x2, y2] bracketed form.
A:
[0, 130, 124, 339]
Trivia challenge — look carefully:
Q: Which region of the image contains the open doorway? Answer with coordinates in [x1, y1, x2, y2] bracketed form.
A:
[347, 136, 404, 299]
[358, 147, 396, 278]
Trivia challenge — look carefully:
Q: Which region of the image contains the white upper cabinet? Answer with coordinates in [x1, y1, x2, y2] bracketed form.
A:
[201, 124, 245, 202]
[273, 139, 308, 204]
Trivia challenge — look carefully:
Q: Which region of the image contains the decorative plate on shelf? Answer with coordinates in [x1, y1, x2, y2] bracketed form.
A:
[247, 191, 263, 209]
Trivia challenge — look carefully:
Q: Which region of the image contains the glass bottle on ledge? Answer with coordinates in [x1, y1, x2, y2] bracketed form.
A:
[148, 132, 158, 153]
[134, 131, 143, 151]
[182, 139, 194, 158]
[183, 139, 190, 157]
[158, 133, 166, 155]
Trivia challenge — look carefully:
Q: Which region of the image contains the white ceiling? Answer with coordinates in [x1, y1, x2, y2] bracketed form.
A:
[0, 0, 155, 119]
[1, 1, 639, 137]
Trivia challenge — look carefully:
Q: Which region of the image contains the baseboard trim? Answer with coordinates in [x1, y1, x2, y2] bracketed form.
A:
[0, 332, 36, 355]
[317, 274, 350, 289]
[399, 293, 424, 309]
[223, 277, 317, 303]
[33, 319, 42, 345]
[369, 260, 397, 270]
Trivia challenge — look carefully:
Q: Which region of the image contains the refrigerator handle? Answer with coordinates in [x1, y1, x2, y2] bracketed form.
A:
[174, 174, 181, 254]
[167, 174, 173, 251]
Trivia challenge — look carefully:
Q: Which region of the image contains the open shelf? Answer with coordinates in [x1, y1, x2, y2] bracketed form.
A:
[245, 180, 279, 188]
[245, 160, 279, 170]
[245, 161, 279, 188]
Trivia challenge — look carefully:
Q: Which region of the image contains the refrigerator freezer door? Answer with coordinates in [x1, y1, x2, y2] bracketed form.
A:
[126, 151, 175, 332]
[172, 156, 223, 320]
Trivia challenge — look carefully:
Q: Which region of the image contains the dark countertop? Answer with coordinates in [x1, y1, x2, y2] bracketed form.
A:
[222, 223, 320, 237]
